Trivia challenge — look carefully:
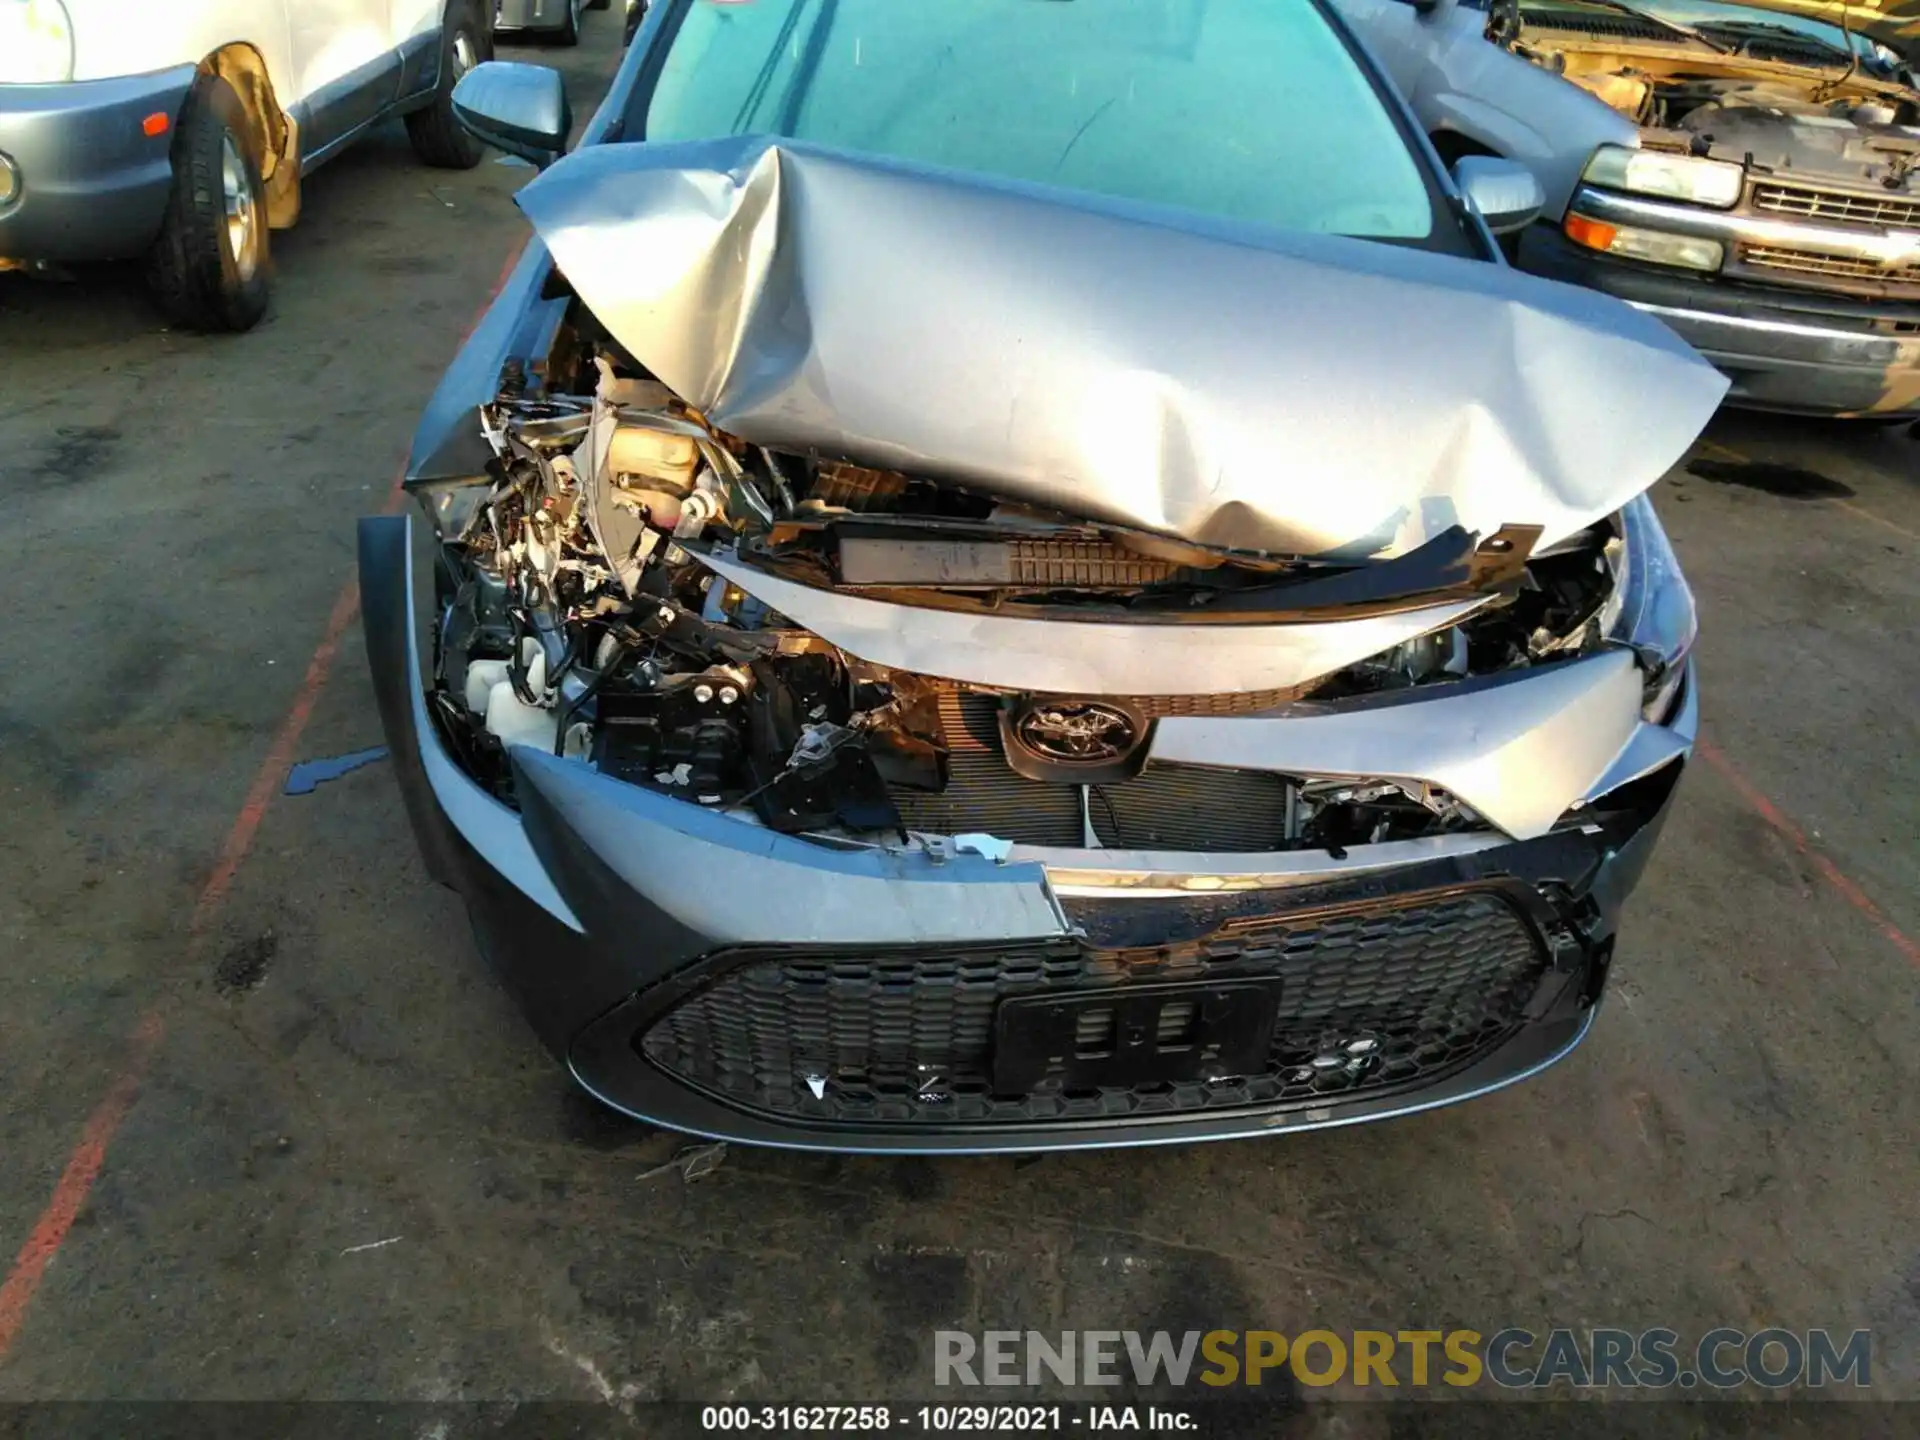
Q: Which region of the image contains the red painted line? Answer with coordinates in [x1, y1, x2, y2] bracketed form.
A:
[0, 567, 364, 1368]
[1698, 739, 1920, 969]
[0, 1014, 165, 1359]
[187, 578, 365, 938]
[0, 238, 531, 1365]
[193, 243, 527, 927]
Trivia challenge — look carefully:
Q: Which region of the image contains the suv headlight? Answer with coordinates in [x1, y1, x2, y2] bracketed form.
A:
[0, 0, 75, 84]
[1582, 144, 1743, 209]
[1602, 494, 1696, 722]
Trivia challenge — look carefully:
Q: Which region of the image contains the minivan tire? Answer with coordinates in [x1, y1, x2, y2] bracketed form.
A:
[145, 75, 271, 333]
[407, 0, 490, 169]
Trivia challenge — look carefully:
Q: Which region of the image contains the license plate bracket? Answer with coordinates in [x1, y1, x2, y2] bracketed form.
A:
[992, 978, 1283, 1093]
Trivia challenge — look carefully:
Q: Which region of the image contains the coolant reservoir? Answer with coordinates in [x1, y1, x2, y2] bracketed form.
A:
[609, 423, 700, 493]
[484, 683, 560, 751]
[465, 658, 511, 715]
[463, 651, 559, 750]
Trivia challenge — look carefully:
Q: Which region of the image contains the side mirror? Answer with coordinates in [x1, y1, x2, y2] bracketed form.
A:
[1451, 155, 1545, 235]
[452, 62, 572, 170]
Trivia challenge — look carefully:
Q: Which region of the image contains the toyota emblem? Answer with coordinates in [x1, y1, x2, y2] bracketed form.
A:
[1000, 697, 1153, 783]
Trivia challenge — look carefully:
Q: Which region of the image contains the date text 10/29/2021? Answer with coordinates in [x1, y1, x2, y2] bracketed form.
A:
[701, 1407, 1189, 1432]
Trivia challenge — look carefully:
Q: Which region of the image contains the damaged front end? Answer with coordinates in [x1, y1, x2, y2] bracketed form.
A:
[363, 139, 1716, 1150]
[431, 353, 1680, 862]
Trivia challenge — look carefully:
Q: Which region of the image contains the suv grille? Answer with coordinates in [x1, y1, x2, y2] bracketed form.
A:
[1750, 182, 1920, 231]
[637, 889, 1552, 1127]
[1742, 244, 1890, 281]
[1740, 243, 1920, 298]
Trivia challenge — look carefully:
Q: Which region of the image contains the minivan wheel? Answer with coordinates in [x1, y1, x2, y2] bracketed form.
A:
[407, 1, 489, 169]
[556, 0, 582, 44]
[145, 76, 270, 333]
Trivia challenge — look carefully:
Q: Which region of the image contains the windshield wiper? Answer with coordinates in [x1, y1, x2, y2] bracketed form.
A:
[1692, 18, 1852, 63]
[1525, 0, 1731, 52]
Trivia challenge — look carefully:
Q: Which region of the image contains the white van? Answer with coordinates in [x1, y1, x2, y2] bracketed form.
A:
[0, 0, 494, 329]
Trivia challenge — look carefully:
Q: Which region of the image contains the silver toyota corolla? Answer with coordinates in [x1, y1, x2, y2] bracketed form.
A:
[359, 0, 1725, 1151]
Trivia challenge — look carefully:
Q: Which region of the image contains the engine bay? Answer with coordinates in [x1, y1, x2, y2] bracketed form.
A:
[1513, 3, 1920, 187]
[422, 332, 1629, 854]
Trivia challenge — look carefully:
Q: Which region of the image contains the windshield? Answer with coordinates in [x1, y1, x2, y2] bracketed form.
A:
[629, 0, 1451, 248]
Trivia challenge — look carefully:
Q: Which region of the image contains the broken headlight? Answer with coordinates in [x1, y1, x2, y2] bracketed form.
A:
[1603, 494, 1695, 722]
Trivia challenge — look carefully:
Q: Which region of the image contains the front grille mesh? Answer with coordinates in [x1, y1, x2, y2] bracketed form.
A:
[889, 691, 1289, 850]
[1738, 242, 1920, 299]
[1129, 688, 1297, 718]
[1751, 182, 1920, 231]
[638, 891, 1551, 1126]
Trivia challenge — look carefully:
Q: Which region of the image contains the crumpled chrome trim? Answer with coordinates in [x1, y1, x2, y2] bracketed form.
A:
[695, 546, 1487, 695]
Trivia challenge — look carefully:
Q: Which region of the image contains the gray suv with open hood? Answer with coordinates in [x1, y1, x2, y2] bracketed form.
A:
[359, 0, 1724, 1151]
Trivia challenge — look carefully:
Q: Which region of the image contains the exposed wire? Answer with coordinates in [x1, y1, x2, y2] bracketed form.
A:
[1090, 784, 1126, 849]
[553, 641, 628, 757]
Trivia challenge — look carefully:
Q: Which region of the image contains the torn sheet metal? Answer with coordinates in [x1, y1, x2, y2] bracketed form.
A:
[694, 546, 1486, 695]
[509, 747, 1071, 946]
[516, 135, 1728, 559]
[1148, 648, 1645, 839]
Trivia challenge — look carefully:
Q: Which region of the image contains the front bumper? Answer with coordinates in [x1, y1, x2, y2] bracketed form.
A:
[1519, 204, 1920, 419]
[360, 514, 1693, 1153]
[0, 66, 195, 264]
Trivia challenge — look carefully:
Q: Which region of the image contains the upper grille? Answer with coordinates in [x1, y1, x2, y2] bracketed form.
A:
[1751, 181, 1920, 231]
[637, 889, 1552, 1127]
[1129, 688, 1297, 718]
[890, 690, 1289, 850]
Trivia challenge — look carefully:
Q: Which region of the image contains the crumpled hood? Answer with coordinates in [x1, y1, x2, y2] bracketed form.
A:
[516, 135, 1726, 559]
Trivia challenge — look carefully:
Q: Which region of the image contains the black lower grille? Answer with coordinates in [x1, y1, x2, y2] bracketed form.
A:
[637, 889, 1552, 1127]
[889, 691, 1289, 850]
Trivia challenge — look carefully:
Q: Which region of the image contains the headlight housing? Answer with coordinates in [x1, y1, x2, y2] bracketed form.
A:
[1582, 144, 1743, 209]
[1564, 214, 1724, 273]
[1602, 494, 1696, 722]
[0, 0, 75, 84]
